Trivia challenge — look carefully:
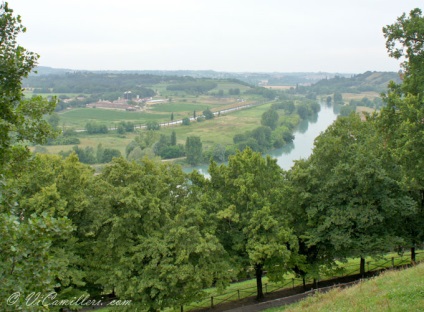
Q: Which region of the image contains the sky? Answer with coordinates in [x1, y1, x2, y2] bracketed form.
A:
[5, 0, 423, 73]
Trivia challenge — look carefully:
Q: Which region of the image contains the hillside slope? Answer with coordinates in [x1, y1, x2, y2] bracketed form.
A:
[270, 263, 424, 312]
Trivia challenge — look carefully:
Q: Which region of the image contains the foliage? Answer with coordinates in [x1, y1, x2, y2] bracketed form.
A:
[378, 7, 424, 255]
[299, 71, 401, 95]
[202, 108, 214, 120]
[153, 133, 185, 159]
[146, 121, 161, 131]
[0, 2, 57, 167]
[0, 6, 73, 310]
[288, 114, 416, 278]
[24, 71, 157, 98]
[59, 144, 121, 164]
[117, 121, 134, 134]
[383, 8, 424, 96]
[1, 153, 97, 310]
[166, 80, 217, 94]
[46, 135, 81, 145]
[272, 100, 295, 114]
[296, 100, 320, 120]
[185, 136, 202, 165]
[204, 148, 298, 299]
[91, 158, 232, 311]
[182, 117, 191, 125]
[261, 109, 279, 130]
[85, 121, 108, 134]
[244, 87, 276, 99]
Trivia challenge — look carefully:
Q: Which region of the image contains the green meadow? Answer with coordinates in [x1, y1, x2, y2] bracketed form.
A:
[58, 108, 167, 128]
[41, 96, 277, 157]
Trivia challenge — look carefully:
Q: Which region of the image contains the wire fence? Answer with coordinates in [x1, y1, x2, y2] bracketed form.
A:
[180, 250, 423, 311]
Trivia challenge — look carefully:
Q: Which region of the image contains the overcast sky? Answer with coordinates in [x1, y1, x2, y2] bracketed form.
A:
[5, 0, 423, 73]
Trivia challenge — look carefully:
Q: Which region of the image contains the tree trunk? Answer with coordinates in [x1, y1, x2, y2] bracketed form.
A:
[360, 257, 365, 277]
[302, 276, 306, 290]
[411, 246, 416, 264]
[255, 263, 264, 300]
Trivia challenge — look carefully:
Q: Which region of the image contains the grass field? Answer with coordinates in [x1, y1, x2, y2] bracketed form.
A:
[58, 108, 168, 128]
[267, 262, 424, 312]
[57, 94, 255, 129]
[40, 101, 275, 157]
[160, 102, 273, 149]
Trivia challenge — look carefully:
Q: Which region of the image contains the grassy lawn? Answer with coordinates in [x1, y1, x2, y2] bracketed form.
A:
[267, 262, 424, 312]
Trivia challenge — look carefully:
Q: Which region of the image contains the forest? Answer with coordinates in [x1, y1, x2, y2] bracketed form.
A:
[1, 2, 424, 312]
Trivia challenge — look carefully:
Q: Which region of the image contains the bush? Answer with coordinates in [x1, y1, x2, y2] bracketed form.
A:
[203, 108, 214, 120]
[182, 117, 191, 126]
[146, 121, 161, 131]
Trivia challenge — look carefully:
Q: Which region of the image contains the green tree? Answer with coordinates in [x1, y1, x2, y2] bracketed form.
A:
[378, 8, 424, 261]
[291, 114, 416, 277]
[203, 108, 214, 120]
[383, 8, 424, 96]
[2, 153, 99, 310]
[182, 117, 190, 125]
[333, 92, 343, 104]
[0, 3, 57, 167]
[185, 136, 202, 165]
[146, 121, 161, 131]
[100, 148, 121, 163]
[47, 112, 60, 130]
[0, 5, 74, 310]
[296, 104, 309, 119]
[170, 130, 177, 146]
[92, 158, 231, 311]
[206, 148, 298, 300]
[261, 109, 279, 130]
[170, 111, 174, 121]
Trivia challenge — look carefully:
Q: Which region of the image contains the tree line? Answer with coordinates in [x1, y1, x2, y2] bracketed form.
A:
[1, 3, 424, 311]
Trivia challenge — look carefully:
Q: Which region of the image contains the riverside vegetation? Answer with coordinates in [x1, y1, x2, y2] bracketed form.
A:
[1, 2, 424, 312]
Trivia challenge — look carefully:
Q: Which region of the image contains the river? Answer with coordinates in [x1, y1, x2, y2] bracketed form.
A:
[183, 102, 339, 175]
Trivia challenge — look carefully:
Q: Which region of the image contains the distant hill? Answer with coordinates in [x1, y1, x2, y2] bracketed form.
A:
[30, 66, 350, 86]
[305, 71, 401, 94]
[31, 66, 74, 76]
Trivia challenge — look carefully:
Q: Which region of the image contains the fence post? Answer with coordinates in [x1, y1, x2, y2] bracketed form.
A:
[180, 305, 183, 312]
[237, 289, 240, 300]
[211, 296, 214, 308]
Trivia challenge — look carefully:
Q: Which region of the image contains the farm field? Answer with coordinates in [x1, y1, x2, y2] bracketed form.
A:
[38, 100, 275, 157]
[57, 94, 255, 129]
[160, 102, 274, 148]
[58, 108, 166, 129]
